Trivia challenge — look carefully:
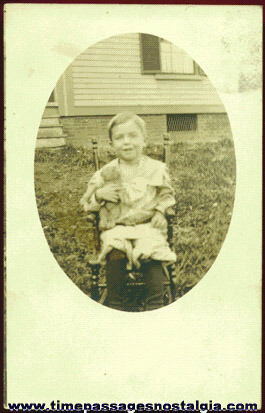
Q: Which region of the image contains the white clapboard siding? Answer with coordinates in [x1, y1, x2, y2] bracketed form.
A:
[76, 54, 140, 61]
[73, 84, 212, 91]
[73, 85, 213, 92]
[73, 84, 215, 94]
[76, 97, 221, 106]
[72, 78, 212, 88]
[69, 33, 222, 111]
[73, 61, 140, 69]
[81, 44, 140, 52]
[72, 73, 145, 79]
[72, 67, 140, 74]
[74, 92, 219, 99]
[94, 36, 139, 44]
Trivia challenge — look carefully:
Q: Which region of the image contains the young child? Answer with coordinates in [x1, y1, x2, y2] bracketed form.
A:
[80, 112, 176, 311]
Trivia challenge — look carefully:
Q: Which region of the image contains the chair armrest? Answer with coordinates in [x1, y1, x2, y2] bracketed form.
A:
[86, 211, 99, 223]
[79, 210, 100, 252]
[79, 211, 98, 224]
[165, 206, 175, 217]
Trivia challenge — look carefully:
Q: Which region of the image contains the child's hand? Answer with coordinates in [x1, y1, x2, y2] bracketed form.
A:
[82, 202, 90, 212]
[151, 210, 167, 230]
[95, 184, 121, 203]
[79, 197, 90, 212]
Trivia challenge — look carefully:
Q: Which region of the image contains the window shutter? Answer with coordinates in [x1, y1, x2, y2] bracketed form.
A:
[140, 34, 161, 73]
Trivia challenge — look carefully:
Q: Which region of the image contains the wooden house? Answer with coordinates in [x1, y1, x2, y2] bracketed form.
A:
[37, 33, 232, 148]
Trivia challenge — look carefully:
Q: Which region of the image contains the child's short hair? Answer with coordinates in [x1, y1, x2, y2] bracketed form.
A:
[108, 112, 146, 140]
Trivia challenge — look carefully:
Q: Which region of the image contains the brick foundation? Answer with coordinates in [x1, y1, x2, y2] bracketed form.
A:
[60, 113, 233, 149]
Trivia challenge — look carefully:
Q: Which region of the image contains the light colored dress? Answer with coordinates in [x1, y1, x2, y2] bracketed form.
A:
[85, 155, 177, 269]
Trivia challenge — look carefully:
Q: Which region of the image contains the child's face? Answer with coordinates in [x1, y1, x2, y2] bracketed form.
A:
[111, 120, 146, 163]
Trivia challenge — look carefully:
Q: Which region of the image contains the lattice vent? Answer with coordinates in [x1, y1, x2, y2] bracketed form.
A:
[167, 114, 197, 132]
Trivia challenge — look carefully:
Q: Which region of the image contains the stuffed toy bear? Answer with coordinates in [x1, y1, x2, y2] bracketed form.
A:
[80, 165, 155, 231]
[98, 165, 122, 231]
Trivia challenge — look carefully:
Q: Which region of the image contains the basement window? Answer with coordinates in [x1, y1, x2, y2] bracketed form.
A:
[167, 114, 197, 132]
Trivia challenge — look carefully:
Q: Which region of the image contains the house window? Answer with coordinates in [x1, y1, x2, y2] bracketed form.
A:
[160, 39, 194, 74]
[140, 34, 195, 75]
[167, 114, 197, 132]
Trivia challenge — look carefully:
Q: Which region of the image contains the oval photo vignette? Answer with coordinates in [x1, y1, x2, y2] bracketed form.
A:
[34, 33, 236, 312]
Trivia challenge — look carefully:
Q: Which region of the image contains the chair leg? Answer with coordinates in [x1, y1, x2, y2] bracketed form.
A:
[99, 288, 108, 305]
[90, 259, 177, 310]
[168, 263, 177, 301]
[90, 264, 101, 302]
[162, 263, 177, 303]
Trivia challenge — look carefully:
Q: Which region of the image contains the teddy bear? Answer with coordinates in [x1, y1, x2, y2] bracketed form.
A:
[80, 165, 155, 231]
[98, 165, 122, 231]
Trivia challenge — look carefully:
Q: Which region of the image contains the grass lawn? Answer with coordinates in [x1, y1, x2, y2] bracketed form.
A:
[34, 138, 236, 299]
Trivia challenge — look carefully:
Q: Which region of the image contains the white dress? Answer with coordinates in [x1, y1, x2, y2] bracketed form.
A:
[85, 155, 177, 269]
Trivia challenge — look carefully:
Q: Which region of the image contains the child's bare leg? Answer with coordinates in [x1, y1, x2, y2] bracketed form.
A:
[106, 249, 127, 310]
[142, 260, 165, 311]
